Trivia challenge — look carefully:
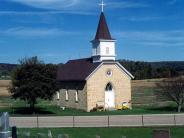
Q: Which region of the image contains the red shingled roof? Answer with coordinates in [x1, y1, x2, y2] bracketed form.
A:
[57, 58, 101, 81]
[95, 12, 113, 40]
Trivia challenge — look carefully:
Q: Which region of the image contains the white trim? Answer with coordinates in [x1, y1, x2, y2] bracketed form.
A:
[75, 90, 79, 102]
[85, 62, 134, 81]
[116, 62, 135, 79]
[65, 90, 68, 101]
[85, 63, 103, 80]
[92, 55, 117, 57]
[91, 39, 116, 43]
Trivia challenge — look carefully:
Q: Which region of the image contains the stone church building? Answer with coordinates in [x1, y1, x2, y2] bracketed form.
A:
[56, 10, 134, 112]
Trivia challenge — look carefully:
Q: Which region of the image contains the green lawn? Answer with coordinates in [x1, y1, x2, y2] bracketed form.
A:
[0, 103, 180, 116]
[0, 94, 180, 116]
[17, 127, 184, 138]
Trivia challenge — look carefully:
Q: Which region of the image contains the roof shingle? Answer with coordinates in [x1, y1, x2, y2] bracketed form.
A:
[57, 58, 101, 81]
[95, 12, 113, 40]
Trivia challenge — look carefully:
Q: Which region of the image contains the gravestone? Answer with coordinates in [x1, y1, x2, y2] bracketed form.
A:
[0, 112, 10, 138]
[96, 135, 100, 138]
[48, 130, 52, 138]
[37, 132, 46, 138]
[153, 130, 170, 138]
[63, 134, 69, 138]
[24, 131, 30, 138]
[58, 134, 63, 138]
[122, 136, 126, 138]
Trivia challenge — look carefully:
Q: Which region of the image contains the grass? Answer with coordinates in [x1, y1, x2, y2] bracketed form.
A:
[0, 102, 180, 116]
[0, 95, 180, 116]
[17, 127, 184, 138]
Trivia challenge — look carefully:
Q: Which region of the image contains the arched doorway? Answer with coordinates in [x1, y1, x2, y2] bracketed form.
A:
[105, 83, 115, 108]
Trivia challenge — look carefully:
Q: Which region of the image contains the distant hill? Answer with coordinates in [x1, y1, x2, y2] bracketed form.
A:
[0, 61, 184, 80]
[119, 60, 184, 80]
[150, 61, 184, 72]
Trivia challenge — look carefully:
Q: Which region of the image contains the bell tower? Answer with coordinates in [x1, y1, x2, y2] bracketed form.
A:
[91, 0, 116, 63]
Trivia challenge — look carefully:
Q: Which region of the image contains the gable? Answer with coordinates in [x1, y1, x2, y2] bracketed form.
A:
[85, 62, 134, 81]
[57, 58, 133, 82]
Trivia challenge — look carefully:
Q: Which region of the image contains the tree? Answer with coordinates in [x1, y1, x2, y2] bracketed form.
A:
[156, 77, 184, 112]
[9, 57, 58, 113]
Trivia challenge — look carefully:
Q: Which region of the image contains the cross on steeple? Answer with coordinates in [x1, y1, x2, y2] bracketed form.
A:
[99, 0, 105, 12]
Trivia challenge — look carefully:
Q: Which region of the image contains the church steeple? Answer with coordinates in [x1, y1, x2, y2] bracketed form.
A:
[91, 1, 116, 63]
[95, 12, 113, 40]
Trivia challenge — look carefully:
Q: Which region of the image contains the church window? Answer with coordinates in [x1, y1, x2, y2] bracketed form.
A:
[56, 91, 60, 100]
[65, 90, 68, 101]
[75, 90, 79, 102]
[96, 48, 98, 55]
[106, 69, 112, 77]
[106, 47, 110, 54]
[105, 83, 113, 91]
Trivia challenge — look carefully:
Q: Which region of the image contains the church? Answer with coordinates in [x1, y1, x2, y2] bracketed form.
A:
[56, 4, 134, 112]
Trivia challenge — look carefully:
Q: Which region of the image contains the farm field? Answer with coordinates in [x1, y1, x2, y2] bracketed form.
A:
[17, 127, 184, 138]
[0, 80, 11, 96]
[0, 79, 178, 115]
[131, 78, 169, 106]
[0, 80, 11, 108]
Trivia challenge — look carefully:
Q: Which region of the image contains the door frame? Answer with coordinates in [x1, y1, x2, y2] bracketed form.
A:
[104, 82, 115, 108]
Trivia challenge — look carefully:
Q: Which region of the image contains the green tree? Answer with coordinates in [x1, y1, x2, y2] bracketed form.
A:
[9, 57, 58, 113]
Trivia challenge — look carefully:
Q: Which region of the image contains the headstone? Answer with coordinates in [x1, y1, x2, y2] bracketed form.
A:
[48, 130, 52, 138]
[122, 136, 126, 138]
[96, 135, 100, 138]
[153, 130, 170, 138]
[0, 112, 10, 138]
[58, 134, 63, 138]
[37, 133, 46, 138]
[12, 126, 17, 138]
[24, 131, 30, 138]
[63, 134, 69, 138]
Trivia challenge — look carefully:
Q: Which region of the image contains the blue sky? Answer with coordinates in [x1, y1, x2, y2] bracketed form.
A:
[0, 0, 184, 64]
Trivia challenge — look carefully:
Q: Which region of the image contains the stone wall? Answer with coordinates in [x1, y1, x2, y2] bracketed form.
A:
[56, 81, 87, 111]
[86, 63, 132, 112]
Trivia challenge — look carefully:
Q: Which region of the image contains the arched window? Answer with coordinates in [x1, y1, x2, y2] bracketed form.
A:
[65, 90, 68, 101]
[75, 90, 79, 102]
[56, 91, 60, 100]
[105, 83, 113, 91]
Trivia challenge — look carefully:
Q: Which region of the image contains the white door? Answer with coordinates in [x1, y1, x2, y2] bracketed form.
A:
[105, 83, 115, 108]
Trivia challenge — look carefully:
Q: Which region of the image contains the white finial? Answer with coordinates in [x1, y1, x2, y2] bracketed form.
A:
[99, 0, 105, 12]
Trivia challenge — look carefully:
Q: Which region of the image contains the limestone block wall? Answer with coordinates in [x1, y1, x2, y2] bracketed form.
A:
[86, 63, 132, 112]
[55, 82, 87, 111]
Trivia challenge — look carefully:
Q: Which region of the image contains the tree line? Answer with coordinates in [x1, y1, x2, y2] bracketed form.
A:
[119, 60, 184, 80]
